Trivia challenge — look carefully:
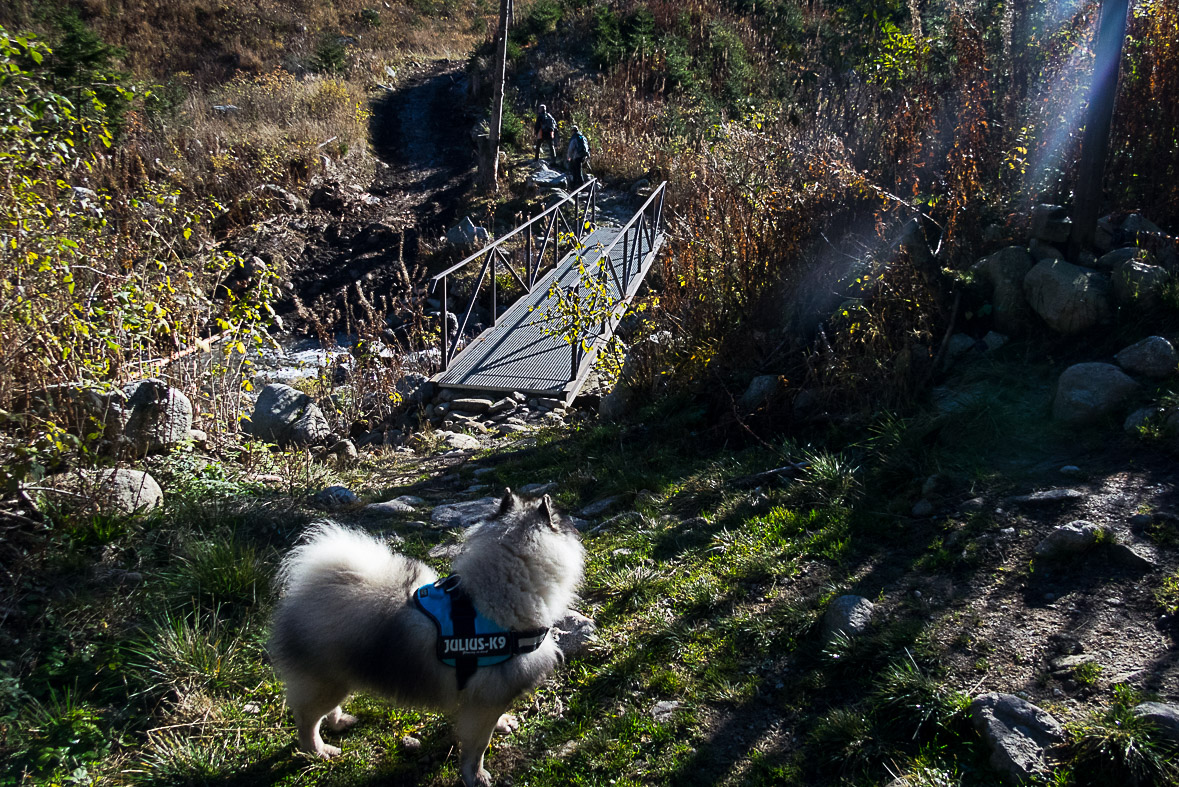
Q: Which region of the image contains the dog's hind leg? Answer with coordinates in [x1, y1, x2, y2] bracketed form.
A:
[324, 705, 359, 732]
[455, 705, 508, 787]
[286, 677, 350, 758]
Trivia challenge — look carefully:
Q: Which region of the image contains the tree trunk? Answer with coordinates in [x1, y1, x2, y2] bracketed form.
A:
[1069, 0, 1129, 258]
[477, 0, 511, 193]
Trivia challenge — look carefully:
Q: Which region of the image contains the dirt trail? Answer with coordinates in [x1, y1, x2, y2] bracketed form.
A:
[369, 61, 474, 239]
[282, 61, 473, 325]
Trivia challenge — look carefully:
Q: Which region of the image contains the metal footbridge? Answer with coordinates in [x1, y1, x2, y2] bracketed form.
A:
[429, 180, 666, 403]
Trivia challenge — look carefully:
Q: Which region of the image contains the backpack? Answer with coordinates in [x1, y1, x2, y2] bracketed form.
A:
[540, 112, 556, 133]
[571, 132, 589, 158]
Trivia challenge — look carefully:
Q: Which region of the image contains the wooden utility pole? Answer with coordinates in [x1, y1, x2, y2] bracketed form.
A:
[478, 0, 511, 192]
[1069, 0, 1130, 258]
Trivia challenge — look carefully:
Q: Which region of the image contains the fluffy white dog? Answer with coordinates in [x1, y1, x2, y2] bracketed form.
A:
[269, 489, 584, 786]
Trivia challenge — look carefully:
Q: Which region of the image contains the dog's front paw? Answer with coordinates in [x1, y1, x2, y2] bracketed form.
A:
[462, 767, 492, 787]
[494, 714, 518, 734]
[314, 744, 342, 758]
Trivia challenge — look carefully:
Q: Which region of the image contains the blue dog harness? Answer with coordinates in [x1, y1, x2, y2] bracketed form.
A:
[413, 575, 549, 689]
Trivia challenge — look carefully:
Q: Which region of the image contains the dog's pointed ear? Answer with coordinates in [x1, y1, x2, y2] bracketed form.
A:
[497, 487, 517, 516]
[539, 494, 560, 531]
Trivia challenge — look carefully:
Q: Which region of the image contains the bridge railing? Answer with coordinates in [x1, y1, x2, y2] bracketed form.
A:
[429, 178, 599, 371]
[566, 181, 666, 377]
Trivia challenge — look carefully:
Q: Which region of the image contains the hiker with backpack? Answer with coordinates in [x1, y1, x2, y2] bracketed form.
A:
[565, 125, 590, 187]
[534, 104, 558, 164]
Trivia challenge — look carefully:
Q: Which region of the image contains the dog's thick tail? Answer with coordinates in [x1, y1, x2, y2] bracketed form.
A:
[276, 521, 429, 597]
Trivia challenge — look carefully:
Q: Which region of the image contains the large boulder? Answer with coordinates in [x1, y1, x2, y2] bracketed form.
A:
[528, 162, 569, 191]
[446, 216, 490, 249]
[1023, 259, 1112, 334]
[44, 468, 164, 515]
[1132, 702, 1179, 746]
[247, 383, 332, 447]
[971, 247, 1035, 334]
[1111, 258, 1169, 310]
[1034, 520, 1106, 559]
[1052, 362, 1139, 425]
[739, 375, 782, 411]
[1115, 336, 1177, 379]
[430, 496, 501, 528]
[1030, 204, 1072, 245]
[122, 379, 194, 454]
[971, 693, 1064, 781]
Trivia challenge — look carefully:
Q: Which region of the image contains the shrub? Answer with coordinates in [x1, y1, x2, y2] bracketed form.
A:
[1067, 699, 1179, 786]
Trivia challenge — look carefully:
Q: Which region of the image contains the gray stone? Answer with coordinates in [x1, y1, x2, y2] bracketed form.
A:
[972, 247, 1035, 334]
[1107, 541, 1157, 571]
[1095, 215, 1117, 252]
[1028, 238, 1065, 261]
[911, 499, 935, 518]
[94, 468, 163, 514]
[365, 499, 416, 515]
[599, 387, 633, 421]
[1124, 406, 1161, 434]
[446, 216, 489, 248]
[438, 430, 481, 451]
[249, 383, 331, 447]
[959, 497, 985, 513]
[1132, 702, 1179, 745]
[652, 700, 681, 723]
[1052, 362, 1139, 425]
[1095, 247, 1146, 271]
[45, 468, 164, 515]
[487, 398, 515, 415]
[519, 481, 559, 496]
[1023, 259, 1112, 334]
[291, 405, 332, 446]
[982, 331, 1008, 352]
[395, 495, 425, 506]
[1116, 336, 1177, 379]
[428, 542, 463, 560]
[1112, 259, 1169, 310]
[945, 333, 978, 362]
[1122, 213, 1164, 236]
[579, 496, 623, 518]
[1034, 520, 1106, 558]
[971, 693, 1064, 782]
[188, 428, 208, 446]
[739, 375, 781, 411]
[329, 439, 359, 465]
[430, 496, 501, 528]
[553, 610, 596, 657]
[922, 474, 954, 499]
[1007, 488, 1085, 506]
[314, 485, 359, 509]
[629, 178, 652, 196]
[822, 595, 874, 642]
[1030, 204, 1072, 244]
[528, 163, 568, 191]
[1050, 654, 1096, 673]
[122, 379, 194, 453]
[451, 397, 495, 414]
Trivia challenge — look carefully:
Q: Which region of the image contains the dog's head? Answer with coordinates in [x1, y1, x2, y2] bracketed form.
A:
[452, 488, 584, 628]
[493, 488, 580, 538]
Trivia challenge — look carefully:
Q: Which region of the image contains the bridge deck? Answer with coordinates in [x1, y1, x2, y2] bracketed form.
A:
[435, 224, 664, 402]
